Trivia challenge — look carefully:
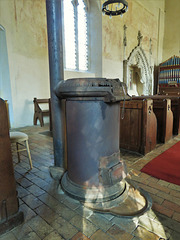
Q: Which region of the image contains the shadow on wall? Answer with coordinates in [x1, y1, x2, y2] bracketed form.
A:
[18, 99, 34, 127]
[0, 25, 14, 126]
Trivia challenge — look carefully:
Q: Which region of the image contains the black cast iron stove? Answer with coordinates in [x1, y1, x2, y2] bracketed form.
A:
[55, 78, 151, 216]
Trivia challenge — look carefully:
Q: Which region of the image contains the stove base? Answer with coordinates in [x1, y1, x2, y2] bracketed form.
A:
[61, 172, 127, 203]
[84, 180, 152, 217]
[61, 173, 151, 217]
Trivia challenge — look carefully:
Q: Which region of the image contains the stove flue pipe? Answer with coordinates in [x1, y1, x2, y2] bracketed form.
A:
[46, 0, 65, 168]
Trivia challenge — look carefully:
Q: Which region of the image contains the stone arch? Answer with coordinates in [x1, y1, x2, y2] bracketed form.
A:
[123, 45, 153, 95]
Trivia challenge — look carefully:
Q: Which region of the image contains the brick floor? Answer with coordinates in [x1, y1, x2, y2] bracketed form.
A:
[0, 124, 180, 239]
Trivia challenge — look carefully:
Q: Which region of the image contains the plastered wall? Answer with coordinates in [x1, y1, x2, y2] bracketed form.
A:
[0, 0, 50, 127]
[102, 0, 165, 80]
[0, 0, 99, 127]
[0, 0, 173, 128]
[163, 0, 180, 61]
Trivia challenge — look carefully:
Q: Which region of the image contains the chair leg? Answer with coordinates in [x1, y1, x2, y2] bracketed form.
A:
[16, 142, 21, 163]
[25, 140, 33, 170]
[39, 113, 44, 127]
[34, 114, 38, 125]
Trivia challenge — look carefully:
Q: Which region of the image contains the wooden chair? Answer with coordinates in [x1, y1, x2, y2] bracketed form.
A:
[10, 131, 33, 170]
[33, 98, 52, 130]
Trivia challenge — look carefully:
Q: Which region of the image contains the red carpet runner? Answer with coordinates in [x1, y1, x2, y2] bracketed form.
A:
[141, 141, 180, 186]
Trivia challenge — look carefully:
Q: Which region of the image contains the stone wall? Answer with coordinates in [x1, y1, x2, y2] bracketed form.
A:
[0, 0, 97, 127]
[163, 0, 180, 61]
[102, 0, 165, 81]
[0, 0, 49, 127]
[1, 0, 177, 127]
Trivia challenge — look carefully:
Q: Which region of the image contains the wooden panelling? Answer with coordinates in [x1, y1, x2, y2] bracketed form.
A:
[132, 96, 174, 143]
[0, 98, 19, 221]
[120, 99, 157, 155]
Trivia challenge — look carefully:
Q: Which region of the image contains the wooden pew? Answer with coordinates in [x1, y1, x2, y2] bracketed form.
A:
[120, 99, 157, 155]
[170, 96, 180, 135]
[0, 98, 23, 231]
[132, 96, 173, 143]
[33, 98, 52, 131]
[156, 95, 180, 135]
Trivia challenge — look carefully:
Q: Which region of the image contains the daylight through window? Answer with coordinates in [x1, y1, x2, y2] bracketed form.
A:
[63, 0, 88, 71]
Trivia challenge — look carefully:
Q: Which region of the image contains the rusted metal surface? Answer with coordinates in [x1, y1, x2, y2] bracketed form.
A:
[46, 0, 65, 168]
[0, 98, 24, 234]
[99, 151, 126, 186]
[56, 78, 129, 202]
[61, 173, 126, 202]
[56, 78, 129, 102]
[56, 78, 151, 214]
[66, 100, 122, 186]
[84, 180, 152, 217]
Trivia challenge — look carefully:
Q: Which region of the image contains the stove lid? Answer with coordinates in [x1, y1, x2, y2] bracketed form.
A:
[55, 78, 130, 102]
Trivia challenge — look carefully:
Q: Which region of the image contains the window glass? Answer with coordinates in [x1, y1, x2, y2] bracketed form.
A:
[63, 0, 88, 71]
[78, 0, 88, 71]
[64, 0, 76, 69]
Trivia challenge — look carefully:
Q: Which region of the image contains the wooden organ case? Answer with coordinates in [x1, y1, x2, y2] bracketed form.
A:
[158, 56, 180, 96]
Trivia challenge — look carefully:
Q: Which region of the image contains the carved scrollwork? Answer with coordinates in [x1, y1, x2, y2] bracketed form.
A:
[124, 45, 153, 95]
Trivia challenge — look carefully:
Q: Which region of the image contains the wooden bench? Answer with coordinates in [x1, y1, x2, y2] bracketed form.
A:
[132, 96, 173, 143]
[120, 99, 157, 155]
[156, 95, 180, 135]
[33, 98, 52, 131]
[0, 98, 21, 224]
[170, 96, 180, 135]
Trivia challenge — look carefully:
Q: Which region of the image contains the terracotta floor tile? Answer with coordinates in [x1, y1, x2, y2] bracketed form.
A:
[133, 226, 159, 240]
[43, 231, 64, 240]
[7, 125, 180, 240]
[107, 224, 133, 240]
[90, 229, 114, 240]
[71, 231, 90, 240]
